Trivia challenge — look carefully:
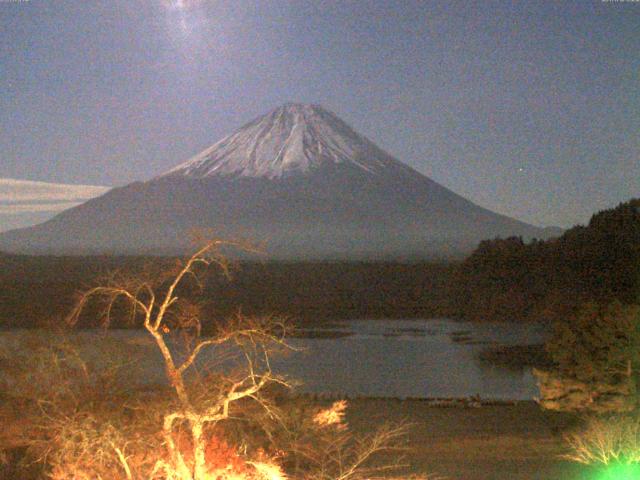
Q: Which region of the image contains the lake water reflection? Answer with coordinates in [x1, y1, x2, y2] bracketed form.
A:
[272, 319, 546, 400]
[1, 319, 547, 401]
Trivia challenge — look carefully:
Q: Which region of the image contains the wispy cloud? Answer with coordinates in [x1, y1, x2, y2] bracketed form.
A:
[0, 178, 110, 232]
[0, 178, 109, 204]
[0, 201, 88, 214]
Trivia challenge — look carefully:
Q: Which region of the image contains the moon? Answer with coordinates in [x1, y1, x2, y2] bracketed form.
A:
[163, 0, 202, 10]
[161, 0, 216, 47]
[162, 0, 201, 35]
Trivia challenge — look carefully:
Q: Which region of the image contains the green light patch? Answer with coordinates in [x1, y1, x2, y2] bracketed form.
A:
[596, 463, 640, 480]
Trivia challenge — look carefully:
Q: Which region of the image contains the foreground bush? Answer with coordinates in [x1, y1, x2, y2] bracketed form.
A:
[536, 301, 640, 413]
[563, 414, 640, 466]
[546, 302, 640, 387]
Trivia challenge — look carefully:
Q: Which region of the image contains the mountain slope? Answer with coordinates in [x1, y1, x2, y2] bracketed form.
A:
[0, 104, 554, 258]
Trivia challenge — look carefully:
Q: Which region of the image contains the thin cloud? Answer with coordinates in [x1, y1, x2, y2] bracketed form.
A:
[0, 179, 109, 231]
[0, 202, 86, 214]
[0, 178, 110, 203]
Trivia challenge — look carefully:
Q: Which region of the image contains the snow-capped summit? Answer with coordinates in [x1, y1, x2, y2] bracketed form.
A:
[163, 103, 396, 179]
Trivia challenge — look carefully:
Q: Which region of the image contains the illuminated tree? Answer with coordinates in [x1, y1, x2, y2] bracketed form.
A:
[68, 239, 290, 479]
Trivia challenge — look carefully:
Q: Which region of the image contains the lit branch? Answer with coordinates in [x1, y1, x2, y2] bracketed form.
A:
[68, 237, 291, 480]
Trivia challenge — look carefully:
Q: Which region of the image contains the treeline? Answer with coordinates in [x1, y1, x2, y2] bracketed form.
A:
[453, 198, 640, 323]
[1, 199, 637, 330]
[0, 257, 456, 328]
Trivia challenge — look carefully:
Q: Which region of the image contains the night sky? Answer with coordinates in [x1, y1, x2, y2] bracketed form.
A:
[1, 0, 638, 228]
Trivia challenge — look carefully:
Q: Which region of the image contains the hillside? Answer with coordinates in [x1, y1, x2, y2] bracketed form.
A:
[453, 198, 640, 322]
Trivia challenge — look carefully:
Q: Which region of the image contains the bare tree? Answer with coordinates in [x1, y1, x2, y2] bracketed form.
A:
[68, 239, 290, 479]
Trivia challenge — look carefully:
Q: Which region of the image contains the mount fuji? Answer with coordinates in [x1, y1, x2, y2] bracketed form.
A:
[0, 104, 555, 258]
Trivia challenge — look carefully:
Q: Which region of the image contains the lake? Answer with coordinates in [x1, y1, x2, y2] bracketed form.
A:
[0, 319, 546, 401]
[275, 319, 546, 400]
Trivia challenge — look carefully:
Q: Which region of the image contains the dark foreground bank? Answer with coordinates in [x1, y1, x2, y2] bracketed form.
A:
[1, 397, 596, 480]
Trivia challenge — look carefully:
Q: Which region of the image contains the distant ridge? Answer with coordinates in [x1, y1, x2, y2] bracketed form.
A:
[0, 104, 557, 258]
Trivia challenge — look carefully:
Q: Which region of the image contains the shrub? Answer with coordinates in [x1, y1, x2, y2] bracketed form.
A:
[563, 414, 640, 466]
[546, 301, 640, 386]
